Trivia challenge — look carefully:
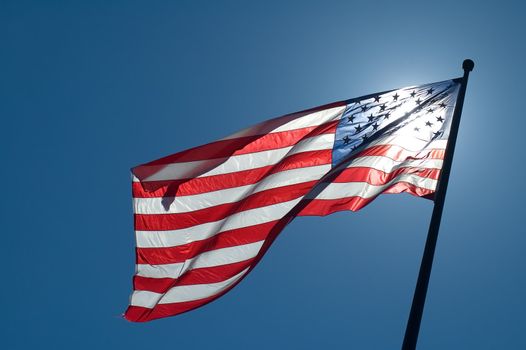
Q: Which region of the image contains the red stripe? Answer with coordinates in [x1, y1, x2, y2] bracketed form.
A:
[136, 221, 278, 265]
[298, 182, 435, 216]
[233, 120, 338, 156]
[134, 181, 316, 231]
[357, 144, 445, 160]
[133, 258, 255, 293]
[132, 150, 332, 198]
[125, 293, 233, 322]
[132, 121, 339, 182]
[135, 104, 345, 167]
[332, 166, 440, 183]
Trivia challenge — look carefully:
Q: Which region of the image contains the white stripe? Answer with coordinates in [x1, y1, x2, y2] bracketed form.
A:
[140, 158, 227, 182]
[307, 173, 437, 200]
[200, 134, 334, 177]
[221, 106, 346, 140]
[140, 133, 335, 182]
[359, 143, 445, 161]
[347, 156, 443, 173]
[134, 164, 330, 214]
[133, 157, 441, 215]
[131, 268, 249, 308]
[136, 240, 264, 279]
[363, 135, 447, 152]
[136, 198, 302, 248]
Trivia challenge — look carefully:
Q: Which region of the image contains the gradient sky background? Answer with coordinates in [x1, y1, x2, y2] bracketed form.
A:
[2, 1, 526, 349]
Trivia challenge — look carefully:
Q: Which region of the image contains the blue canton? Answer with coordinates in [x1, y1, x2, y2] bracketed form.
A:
[332, 80, 460, 168]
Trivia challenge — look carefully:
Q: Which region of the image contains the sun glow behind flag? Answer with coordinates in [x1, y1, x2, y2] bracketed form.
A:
[125, 79, 461, 322]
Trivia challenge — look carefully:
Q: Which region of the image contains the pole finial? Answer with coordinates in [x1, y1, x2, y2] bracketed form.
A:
[462, 59, 474, 72]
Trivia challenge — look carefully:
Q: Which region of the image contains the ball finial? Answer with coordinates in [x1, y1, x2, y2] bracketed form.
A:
[462, 59, 474, 72]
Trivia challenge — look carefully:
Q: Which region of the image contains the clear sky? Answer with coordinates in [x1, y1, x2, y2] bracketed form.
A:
[2, 1, 525, 349]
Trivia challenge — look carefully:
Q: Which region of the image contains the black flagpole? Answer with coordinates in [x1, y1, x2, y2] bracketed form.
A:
[401, 59, 474, 350]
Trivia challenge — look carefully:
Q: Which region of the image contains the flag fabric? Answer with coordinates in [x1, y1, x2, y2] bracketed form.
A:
[125, 79, 461, 322]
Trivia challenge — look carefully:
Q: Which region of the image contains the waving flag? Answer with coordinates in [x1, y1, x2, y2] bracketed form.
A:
[125, 79, 461, 322]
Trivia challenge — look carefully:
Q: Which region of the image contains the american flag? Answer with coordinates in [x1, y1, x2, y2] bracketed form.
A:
[125, 79, 461, 322]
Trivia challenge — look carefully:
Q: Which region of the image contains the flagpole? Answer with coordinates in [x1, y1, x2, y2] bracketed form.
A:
[401, 59, 474, 350]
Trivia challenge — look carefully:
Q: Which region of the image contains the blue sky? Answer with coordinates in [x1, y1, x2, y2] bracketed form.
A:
[2, 1, 525, 349]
